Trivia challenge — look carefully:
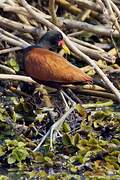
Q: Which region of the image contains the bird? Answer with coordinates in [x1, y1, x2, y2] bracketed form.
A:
[23, 30, 92, 150]
[23, 30, 92, 86]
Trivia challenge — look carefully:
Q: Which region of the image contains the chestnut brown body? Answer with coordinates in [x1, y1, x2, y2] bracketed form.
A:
[24, 48, 92, 84]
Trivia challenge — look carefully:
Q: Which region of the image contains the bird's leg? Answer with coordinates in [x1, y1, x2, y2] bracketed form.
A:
[33, 130, 50, 152]
[60, 89, 76, 109]
[48, 90, 76, 149]
[50, 104, 76, 149]
[66, 88, 83, 104]
[33, 104, 76, 151]
[60, 90, 69, 111]
[33, 89, 77, 151]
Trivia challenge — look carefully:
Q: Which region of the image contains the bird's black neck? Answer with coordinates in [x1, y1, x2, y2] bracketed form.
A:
[23, 40, 51, 53]
[37, 34, 52, 48]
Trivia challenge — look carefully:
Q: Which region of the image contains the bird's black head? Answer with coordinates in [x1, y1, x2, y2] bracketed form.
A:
[37, 30, 63, 50]
[37, 30, 70, 53]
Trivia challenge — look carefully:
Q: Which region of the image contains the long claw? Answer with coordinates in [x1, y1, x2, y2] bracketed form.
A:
[33, 105, 76, 151]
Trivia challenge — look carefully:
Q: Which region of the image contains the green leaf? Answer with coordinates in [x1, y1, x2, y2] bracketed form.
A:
[5, 139, 18, 148]
[38, 171, 47, 178]
[0, 146, 5, 156]
[7, 58, 20, 72]
[83, 151, 93, 163]
[63, 122, 71, 132]
[0, 175, 8, 180]
[75, 104, 87, 119]
[28, 171, 37, 179]
[78, 139, 88, 146]
[71, 133, 80, 146]
[33, 152, 44, 162]
[8, 154, 16, 164]
[44, 156, 52, 162]
[0, 107, 9, 122]
[12, 147, 29, 161]
[44, 156, 53, 166]
[118, 154, 120, 164]
[18, 142, 26, 148]
[9, 59, 17, 66]
[89, 138, 98, 145]
[13, 64, 19, 72]
[69, 165, 77, 173]
[62, 134, 72, 146]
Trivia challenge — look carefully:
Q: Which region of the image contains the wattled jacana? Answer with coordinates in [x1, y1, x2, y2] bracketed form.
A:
[24, 30, 92, 85]
[23, 30, 92, 150]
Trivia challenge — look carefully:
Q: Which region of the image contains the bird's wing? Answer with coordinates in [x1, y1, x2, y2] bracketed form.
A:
[24, 48, 92, 83]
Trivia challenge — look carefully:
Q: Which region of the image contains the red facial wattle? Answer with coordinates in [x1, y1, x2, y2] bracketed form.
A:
[58, 40, 65, 47]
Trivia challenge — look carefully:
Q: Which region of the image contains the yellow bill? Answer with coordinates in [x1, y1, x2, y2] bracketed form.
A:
[58, 40, 70, 54]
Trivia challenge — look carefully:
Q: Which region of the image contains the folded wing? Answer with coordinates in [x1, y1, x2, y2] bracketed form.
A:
[24, 48, 92, 83]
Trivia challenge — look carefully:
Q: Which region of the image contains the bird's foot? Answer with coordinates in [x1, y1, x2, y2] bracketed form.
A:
[33, 90, 76, 151]
[33, 104, 76, 151]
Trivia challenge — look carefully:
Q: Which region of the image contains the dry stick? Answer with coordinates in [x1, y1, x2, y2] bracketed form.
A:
[0, 2, 51, 19]
[55, 0, 81, 15]
[73, 88, 117, 102]
[111, 1, 120, 55]
[0, 74, 36, 83]
[81, 47, 118, 72]
[109, 69, 120, 74]
[22, 2, 51, 19]
[0, 47, 22, 55]
[80, 9, 91, 22]
[0, 16, 38, 34]
[0, 29, 30, 47]
[0, 15, 114, 61]
[97, 0, 107, 12]
[0, 73, 53, 107]
[103, 0, 120, 33]
[67, 30, 85, 37]
[49, 0, 58, 26]
[20, 0, 120, 102]
[82, 84, 106, 91]
[0, 65, 16, 74]
[0, 5, 119, 37]
[80, 65, 93, 72]
[0, 28, 30, 46]
[70, 0, 102, 13]
[82, 100, 113, 109]
[111, 1, 120, 21]
[62, 19, 119, 37]
[0, 15, 114, 62]
[0, 3, 29, 16]
[7, 0, 16, 5]
[7, 0, 31, 26]
[0, 2, 38, 26]
[69, 37, 104, 52]
[0, 33, 26, 47]
[74, 42, 114, 62]
[97, 0, 110, 22]
[68, 31, 87, 37]
[70, 38, 115, 63]
[101, 0, 120, 57]
[113, 0, 120, 5]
